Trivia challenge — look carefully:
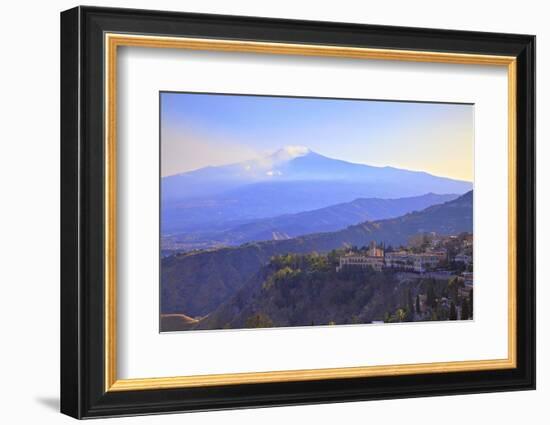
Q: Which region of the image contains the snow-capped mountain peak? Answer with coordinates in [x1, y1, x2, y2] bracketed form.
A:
[269, 145, 311, 162]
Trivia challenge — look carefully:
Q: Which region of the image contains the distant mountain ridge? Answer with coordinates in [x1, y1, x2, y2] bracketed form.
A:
[161, 147, 472, 234]
[162, 193, 459, 252]
[161, 191, 473, 317]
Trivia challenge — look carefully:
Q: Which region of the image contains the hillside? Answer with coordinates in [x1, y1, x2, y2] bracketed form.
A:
[191, 253, 471, 331]
[161, 191, 473, 318]
[162, 193, 459, 252]
[168, 251, 473, 331]
[194, 258, 402, 330]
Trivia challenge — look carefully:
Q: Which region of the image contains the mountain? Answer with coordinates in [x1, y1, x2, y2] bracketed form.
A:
[162, 146, 312, 201]
[161, 147, 472, 234]
[161, 191, 473, 317]
[162, 193, 459, 252]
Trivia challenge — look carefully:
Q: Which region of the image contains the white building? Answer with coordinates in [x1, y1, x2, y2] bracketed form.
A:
[337, 255, 384, 272]
[336, 242, 445, 274]
[385, 251, 444, 273]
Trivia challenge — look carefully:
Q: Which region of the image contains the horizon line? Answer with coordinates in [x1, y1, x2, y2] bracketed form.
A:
[162, 147, 473, 184]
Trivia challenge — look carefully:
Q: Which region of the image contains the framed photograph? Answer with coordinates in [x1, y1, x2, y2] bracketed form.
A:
[60, 6, 535, 419]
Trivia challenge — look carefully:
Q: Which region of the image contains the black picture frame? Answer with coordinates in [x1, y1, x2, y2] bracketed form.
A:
[61, 5, 535, 419]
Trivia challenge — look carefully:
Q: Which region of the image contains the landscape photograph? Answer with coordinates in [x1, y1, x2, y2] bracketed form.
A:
[159, 92, 474, 332]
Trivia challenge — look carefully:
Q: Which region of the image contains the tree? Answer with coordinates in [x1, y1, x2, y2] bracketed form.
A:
[449, 302, 458, 320]
[427, 284, 437, 309]
[396, 308, 407, 322]
[245, 313, 274, 329]
[448, 277, 459, 302]
[407, 288, 415, 315]
[416, 294, 421, 315]
[460, 299, 470, 320]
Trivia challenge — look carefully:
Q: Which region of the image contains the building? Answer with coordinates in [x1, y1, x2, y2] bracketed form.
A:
[337, 254, 384, 272]
[367, 240, 384, 257]
[336, 241, 445, 274]
[418, 252, 446, 269]
[336, 240, 385, 272]
[384, 251, 415, 271]
[385, 251, 444, 273]
[462, 234, 474, 247]
[427, 249, 447, 260]
[461, 271, 474, 285]
[454, 253, 472, 265]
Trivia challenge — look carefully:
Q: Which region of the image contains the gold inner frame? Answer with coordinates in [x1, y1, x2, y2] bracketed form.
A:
[104, 33, 517, 392]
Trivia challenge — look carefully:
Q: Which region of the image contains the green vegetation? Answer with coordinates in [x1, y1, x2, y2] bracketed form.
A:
[244, 313, 274, 328]
[383, 276, 472, 324]
[195, 250, 399, 329]
[192, 249, 472, 331]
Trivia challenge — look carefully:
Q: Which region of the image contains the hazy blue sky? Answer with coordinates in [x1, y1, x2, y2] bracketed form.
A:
[161, 92, 473, 181]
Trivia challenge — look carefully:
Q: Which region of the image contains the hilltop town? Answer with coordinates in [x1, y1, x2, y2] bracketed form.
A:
[334, 232, 474, 323]
[337, 232, 472, 278]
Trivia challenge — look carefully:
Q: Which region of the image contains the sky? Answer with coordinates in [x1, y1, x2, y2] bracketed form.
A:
[160, 92, 474, 181]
